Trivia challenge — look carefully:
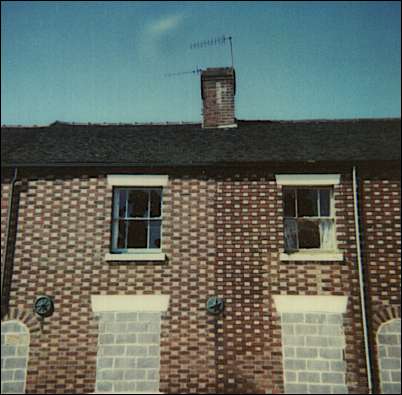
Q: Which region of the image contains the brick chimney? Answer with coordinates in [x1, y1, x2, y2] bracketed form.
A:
[201, 67, 237, 129]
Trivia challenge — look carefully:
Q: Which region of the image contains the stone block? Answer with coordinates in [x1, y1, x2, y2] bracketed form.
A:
[282, 313, 305, 323]
[326, 314, 343, 325]
[1, 370, 14, 381]
[138, 312, 161, 322]
[116, 312, 138, 322]
[306, 336, 328, 347]
[136, 380, 160, 392]
[299, 371, 321, 383]
[378, 334, 399, 345]
[114, 381, 137, 392]
[96, 381, 113, 392]
[147, 369, 159, 381]
[380, 358, 401, 370]
[285, 383, 308, 394]
[99, 334, 115, 345]
[4, 358, 27, 369]
[382, 383, 401, 394]
[296, 347, 318, 359]
[285, 371, 297, 382]
[2, 382, 25, 394]
[127, 322, 149, 332]
[307, 360, 330, 371]
[284, 347, 296, 358]
[14, 369, 26, 380]
[124, 369, 146, 380]
[317, 325, 342, 336]
[308, 384, 333, 394]
[101, 345, 125, 356]
[321, 372, 345, 384]
[137, 357, 160, 369]
[97, 357, 114, 369]
[114, 357, 137, 369]
[332, 385, 349, 393]
[1, 345, 16, 357]
[295, 325, 318, 335]
[305, 314, 326, 324]
[284, 359, 306, 370]
[282, 324, 295, 335]
[283, 336, 305, 347]
[330, 361, 346, 372]
[98, 369, 124, 380]
[126, 345, 148, 357]
[319, 348, 342, 360]
[138, 333, 160, 344]
[115, 333, 138, 344]
[387, 346, 401, 358]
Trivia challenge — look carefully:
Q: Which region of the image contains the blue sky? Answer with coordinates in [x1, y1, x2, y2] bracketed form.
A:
[1, 1, 401, 125]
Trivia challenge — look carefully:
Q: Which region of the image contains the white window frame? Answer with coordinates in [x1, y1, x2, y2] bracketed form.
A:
[105, 175, 168, 262]
[276, 174, 343, 262]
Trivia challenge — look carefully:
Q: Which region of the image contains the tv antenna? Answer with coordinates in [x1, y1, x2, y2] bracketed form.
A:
[164, 67, 203, 78]
[190, 34, 234, 68]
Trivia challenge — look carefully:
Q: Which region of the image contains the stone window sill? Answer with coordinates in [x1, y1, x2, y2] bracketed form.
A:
[280, 251, 344, 262]
[105, 252, 166, 262]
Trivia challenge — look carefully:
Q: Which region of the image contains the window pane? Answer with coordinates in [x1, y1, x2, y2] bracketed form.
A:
[320, 219, 334, 249]
[149, 220, 161, 248]
[150, 189, 162, 218]
[298, 219, 320, 248]
[319, 189, 331, 216]
[297, 189, 318, 217]
[117, 220, 127, 249]
[128, 190, 149, 218]
[283, 188, 296, 217]
[118, 190, 127, 218]
[127, 220, 148, 248]
[284, 218, 298, 252]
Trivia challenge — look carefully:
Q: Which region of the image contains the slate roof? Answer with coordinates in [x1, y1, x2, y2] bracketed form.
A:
[1, 119, 400, 167]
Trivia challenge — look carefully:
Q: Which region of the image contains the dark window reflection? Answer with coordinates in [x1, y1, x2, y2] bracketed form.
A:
[118, 190, 127, 218]
[298, 219, 320, 248]
[297, 189, 318, 217]
[150, 189, 162, 218]
[117, 220, 126, 249]
[149, 220, 161, 248]
[128, 190, 149, 218]
[127, 220, 147, 248]
[319, 189, 331, 216]
[283, 188, 296, 217]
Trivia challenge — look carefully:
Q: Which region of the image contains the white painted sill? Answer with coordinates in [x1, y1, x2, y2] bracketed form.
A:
[280, 250, 344, 262]
[105, 252, 166, 262]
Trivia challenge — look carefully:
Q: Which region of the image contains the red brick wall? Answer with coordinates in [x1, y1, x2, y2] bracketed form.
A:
[1, 167, 399, 394]
[1, 177, 11, 274]
[361, 176, 401, 393]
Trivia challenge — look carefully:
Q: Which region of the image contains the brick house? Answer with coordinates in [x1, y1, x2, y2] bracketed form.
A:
[1, 67, 400, 394]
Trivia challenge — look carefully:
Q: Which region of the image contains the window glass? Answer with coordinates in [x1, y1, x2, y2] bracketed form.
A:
[150, 190, 162, 218]
[319, 189, 331, 217]
[297, 219, 321, 248]
[320, 219, 334, 249]
[117, 220, 126, 249]
[128, 190, 149, 218]
[118, 190, 127, 218]
[149, 220, 162, 248]
[297, 189, 318, 217]
[284, 218, 298, 251]
[283, 188, 296, 217]
[113, 187, 163, 251]
[127, 220, 148, 248]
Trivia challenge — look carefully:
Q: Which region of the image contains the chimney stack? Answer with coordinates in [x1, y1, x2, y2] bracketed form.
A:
[201, 67, 237, 129]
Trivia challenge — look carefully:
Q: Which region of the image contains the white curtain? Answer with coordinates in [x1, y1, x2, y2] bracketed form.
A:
[320, 219, 334, 249]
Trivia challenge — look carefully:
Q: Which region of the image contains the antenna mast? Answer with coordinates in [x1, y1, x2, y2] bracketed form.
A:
[190, 34, 234, 68]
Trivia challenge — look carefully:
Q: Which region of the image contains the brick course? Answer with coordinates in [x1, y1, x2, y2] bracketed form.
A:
[0, 166, 400, 393]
